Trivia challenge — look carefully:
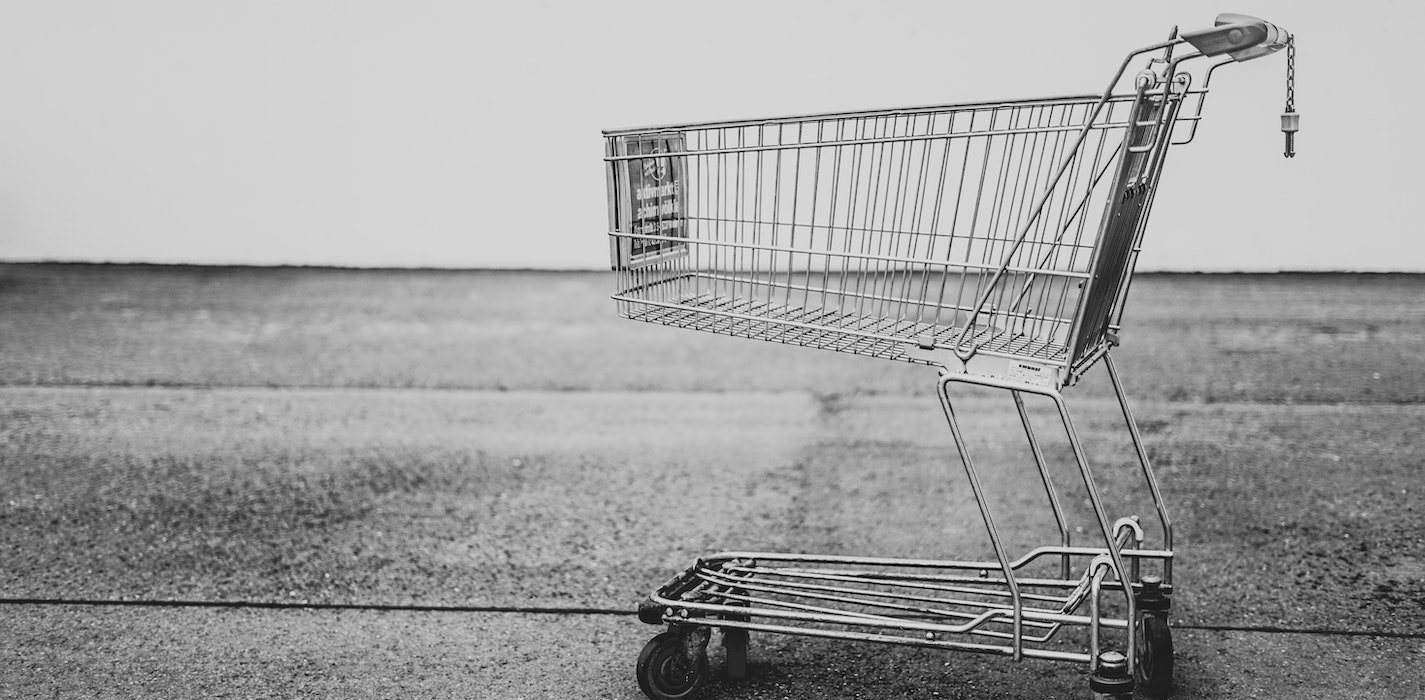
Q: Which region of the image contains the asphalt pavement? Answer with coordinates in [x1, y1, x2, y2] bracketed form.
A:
[2, 267, 1422, 698]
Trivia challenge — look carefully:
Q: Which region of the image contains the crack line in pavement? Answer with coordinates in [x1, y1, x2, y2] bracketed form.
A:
[4, 598, 1423, 640]
[1173, 623, 1425, 639]
[0, 597, 628, 616]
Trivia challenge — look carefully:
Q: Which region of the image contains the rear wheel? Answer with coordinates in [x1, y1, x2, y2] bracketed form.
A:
[1136, 614, 1174, 697]
[722, 628, 748, 680]
[721, 587, 750, 680]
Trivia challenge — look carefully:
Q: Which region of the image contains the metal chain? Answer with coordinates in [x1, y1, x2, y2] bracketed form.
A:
[1282, 35, 1298, 157]
[1285, 36, 1295, 112]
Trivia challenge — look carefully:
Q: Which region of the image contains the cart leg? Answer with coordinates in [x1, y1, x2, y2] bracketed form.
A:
[1104, 353, 1174, 584]
[1048, 390, 1138, 679]
[1012, 389, 1073, 580]
[941, 372, 1140, 674]
[937, 374, 1024, 659]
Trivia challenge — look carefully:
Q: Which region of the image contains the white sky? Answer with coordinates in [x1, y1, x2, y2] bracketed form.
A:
[0, 1, 1418, 271]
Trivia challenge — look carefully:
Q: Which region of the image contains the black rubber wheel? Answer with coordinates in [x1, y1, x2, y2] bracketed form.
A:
[1136, 614, 1174, 697]
[720, 586, 750, 680]
[636, 631, 708, 700]
[722, 628, 748, 680]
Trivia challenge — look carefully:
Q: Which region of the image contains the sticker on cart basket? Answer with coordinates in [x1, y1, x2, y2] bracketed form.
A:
[1006, 361, 1054, 388]
[614, 134, 688, 268]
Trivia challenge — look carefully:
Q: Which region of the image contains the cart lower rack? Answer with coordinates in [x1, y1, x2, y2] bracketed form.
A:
[603, 13, 1295, 699]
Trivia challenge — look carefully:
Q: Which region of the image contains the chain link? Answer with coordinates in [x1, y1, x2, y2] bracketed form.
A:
[1285, 36, 1295, 112]
[1281, 35, 1298, 157]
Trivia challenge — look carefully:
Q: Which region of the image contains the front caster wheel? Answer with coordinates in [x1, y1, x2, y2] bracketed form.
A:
[1136, 614, 1174, 697]
[637, 631, 709, 700]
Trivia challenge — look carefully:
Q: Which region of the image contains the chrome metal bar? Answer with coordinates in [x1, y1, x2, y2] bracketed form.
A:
[937, 374, 1024, 659]
[682, 617, 1094, 661]
[703, 570, 1098, 647]
[602, 93, 1145, 136]
[1104, 353, 1174, 583]
[721, 564, 1072, 605]
[951, 38, 1182, 361]
[677, 270, 1073, 326]
[702, 546, 1171, 581]
[701, 568, 1056, 628]
[1089, 557, 1103, 670]
[605, 120, 1147, 161]
[710, 585, 905, 623]
[613, 293, 1072, 366]
[1105, 52, 1214, 338]
[1049, 393, 1138, 677]
[656, 590, 1018, 636]
[1059, 75, 1154, 370]
[1012, 390, 1072, 580]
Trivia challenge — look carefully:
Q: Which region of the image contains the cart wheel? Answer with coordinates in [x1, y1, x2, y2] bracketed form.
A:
[723, 628, 748, 680]
[1135, 614, 1174, 697]
[720, 586, 750, 680]
[636, 631, 708, 700]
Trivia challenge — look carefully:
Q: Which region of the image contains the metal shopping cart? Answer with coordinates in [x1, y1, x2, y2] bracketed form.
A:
[602, 13, 1297, 699]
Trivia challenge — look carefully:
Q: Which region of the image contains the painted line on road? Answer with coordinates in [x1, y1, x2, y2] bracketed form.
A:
[1174, 622, 1425, 639]
[4, 597, 1424, 640]
[0, 597, 629, 616]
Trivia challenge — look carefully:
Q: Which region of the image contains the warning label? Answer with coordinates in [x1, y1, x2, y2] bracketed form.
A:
[620, 134, 687, 262]
[1006, 361, 1054, 389]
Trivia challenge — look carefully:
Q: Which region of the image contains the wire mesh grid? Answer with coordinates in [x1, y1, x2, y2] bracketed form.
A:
[605, 86, 1204, 373]
[694, 557, 1097, 640]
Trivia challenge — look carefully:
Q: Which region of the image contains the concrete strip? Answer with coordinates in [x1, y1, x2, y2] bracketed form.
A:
[2, 605, 1420, 699]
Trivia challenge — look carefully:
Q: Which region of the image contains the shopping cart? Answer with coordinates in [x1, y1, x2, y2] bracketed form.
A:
[602, 13, 1296, 699]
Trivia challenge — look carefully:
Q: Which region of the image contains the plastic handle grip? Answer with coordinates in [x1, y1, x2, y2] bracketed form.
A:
[1181, 13, 1290, 61]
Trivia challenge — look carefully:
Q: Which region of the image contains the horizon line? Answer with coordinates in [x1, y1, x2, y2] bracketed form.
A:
[3, 260, 1424, 276]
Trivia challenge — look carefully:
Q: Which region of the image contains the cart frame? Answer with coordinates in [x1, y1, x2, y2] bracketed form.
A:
[604, 14, 1294, 699]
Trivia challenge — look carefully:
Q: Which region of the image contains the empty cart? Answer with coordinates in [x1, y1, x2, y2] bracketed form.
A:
[602, 13, 1297, 699]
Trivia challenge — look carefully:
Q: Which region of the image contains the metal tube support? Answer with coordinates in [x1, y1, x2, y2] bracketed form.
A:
[1048, 391, 1137, 678]
[1088, 561, 1102, 669]
[1011, 390, 1073, 580]
[1104, 353, 1174, 583]
[936, 374, 1023, 660]
[1112, 516, 1146, 583]
[952, 37, 1185, 361]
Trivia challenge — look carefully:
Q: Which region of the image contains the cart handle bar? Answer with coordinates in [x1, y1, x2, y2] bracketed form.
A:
[1181, 13, 1291, 62]
[950, 13, 1291, 362]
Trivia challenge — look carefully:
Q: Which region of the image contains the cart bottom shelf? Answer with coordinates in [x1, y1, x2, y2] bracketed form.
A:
[633, 550, 1176, 699]
[640, 551, 1121, 657]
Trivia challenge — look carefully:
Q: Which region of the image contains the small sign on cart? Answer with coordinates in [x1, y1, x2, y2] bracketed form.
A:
[611, 134, 688, 269]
